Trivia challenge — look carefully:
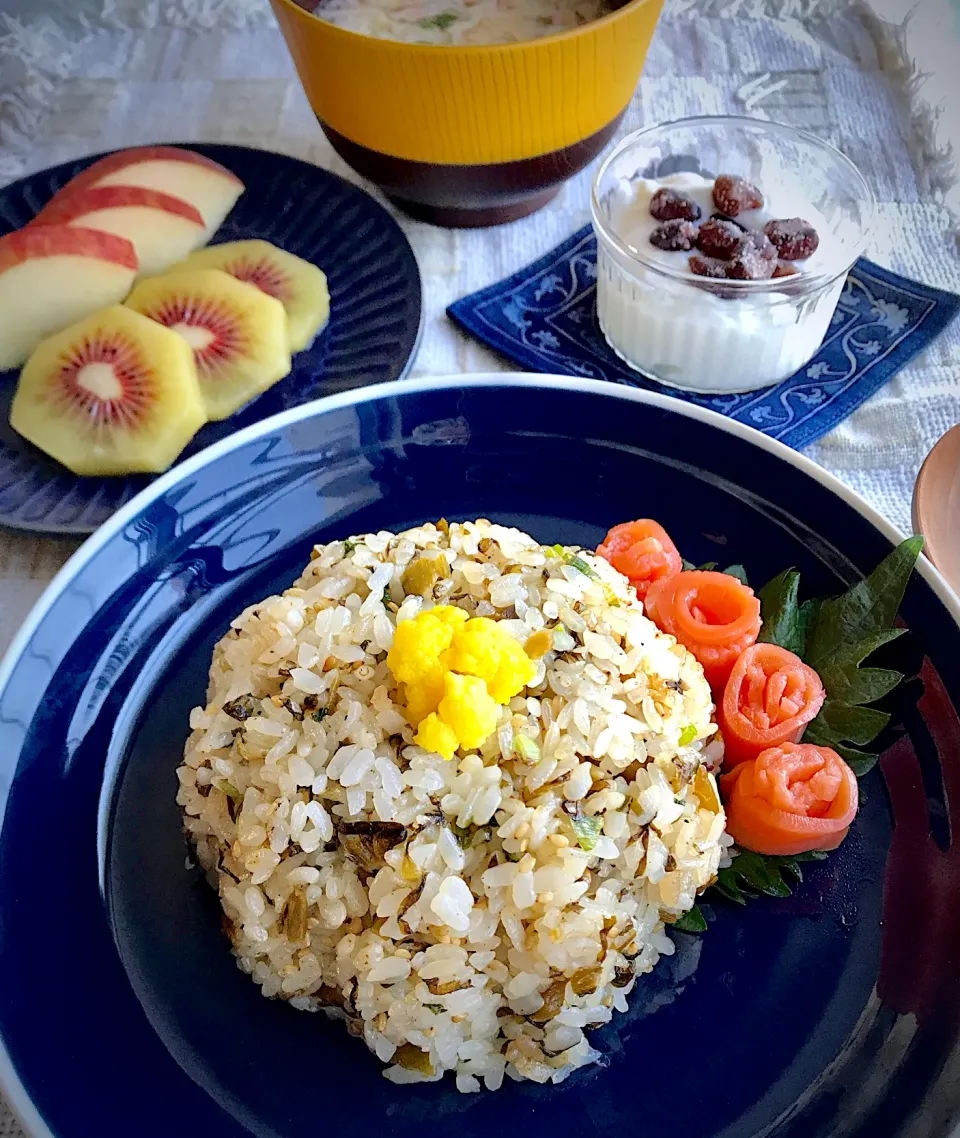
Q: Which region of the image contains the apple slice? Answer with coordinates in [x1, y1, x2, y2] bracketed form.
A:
[31, 186, 206, 278]
[0, 225, 138, 371]
[48, 146, 244, 242]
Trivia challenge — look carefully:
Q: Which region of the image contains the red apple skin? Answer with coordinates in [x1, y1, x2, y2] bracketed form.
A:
[0, 225, 139, 273]
[56, 146, 244, 197]
[31, 186, 205, 229]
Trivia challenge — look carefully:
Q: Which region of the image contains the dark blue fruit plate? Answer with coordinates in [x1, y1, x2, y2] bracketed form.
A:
[0, 143, 422, 534]
[1, 377, 959, 1138]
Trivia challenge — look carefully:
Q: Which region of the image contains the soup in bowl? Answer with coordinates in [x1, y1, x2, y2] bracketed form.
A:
[311, 1, 621, 45]
[272, 0, 664, 226]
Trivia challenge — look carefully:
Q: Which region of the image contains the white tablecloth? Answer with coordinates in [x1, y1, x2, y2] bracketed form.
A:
[0, 0, 958, 1132]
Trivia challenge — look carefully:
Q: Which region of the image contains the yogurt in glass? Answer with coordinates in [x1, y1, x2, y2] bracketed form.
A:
[590, 117, 874, 394]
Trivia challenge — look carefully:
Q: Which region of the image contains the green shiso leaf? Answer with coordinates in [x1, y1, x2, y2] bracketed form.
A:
[704, 850, 830, 909]
[722, 564, 749, 585]
[801, 536, 922, 769]
[757, 569, 819, 657]
[697, 537, 923, 924]
[673, 906, 708, 933]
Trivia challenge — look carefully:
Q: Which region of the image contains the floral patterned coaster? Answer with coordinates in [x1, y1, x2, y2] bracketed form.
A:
[448, 225, 960, 449]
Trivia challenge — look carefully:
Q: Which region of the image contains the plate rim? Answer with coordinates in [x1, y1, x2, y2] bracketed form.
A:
[0, 141, 424, 539]
[2, 371, 958, 1138]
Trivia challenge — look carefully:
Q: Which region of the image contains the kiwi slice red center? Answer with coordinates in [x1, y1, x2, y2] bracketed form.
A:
[145, 297, 249, 379]
[225, 257, 292, 303]
[53, 334, 152, 429]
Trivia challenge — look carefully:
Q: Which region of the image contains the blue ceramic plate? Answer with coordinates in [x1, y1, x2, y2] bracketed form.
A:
[0, 144, 422, 535]
[1, 376, 959, 1138]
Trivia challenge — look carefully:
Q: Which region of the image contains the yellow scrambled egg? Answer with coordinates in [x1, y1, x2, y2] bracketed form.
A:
[386, 605, 537, 760]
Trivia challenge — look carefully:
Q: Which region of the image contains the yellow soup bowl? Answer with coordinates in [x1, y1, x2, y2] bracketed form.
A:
[270, 0, 664, 226]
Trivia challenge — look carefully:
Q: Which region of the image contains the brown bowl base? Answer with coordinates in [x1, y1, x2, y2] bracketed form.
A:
[319, 116, 623, 229]
[384, 187, 561, 228]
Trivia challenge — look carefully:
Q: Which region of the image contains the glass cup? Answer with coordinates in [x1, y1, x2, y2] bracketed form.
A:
[590, 116, 875, 394]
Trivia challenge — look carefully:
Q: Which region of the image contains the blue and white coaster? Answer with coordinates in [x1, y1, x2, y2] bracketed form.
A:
[449, 225, 960, 449]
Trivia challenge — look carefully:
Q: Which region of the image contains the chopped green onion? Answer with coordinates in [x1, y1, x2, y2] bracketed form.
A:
[552, 626, 576, 652]
[547, 545, 596, 579]
[419, 11, 457, 29]
[218, 780, 241, 801]
[513, 735, 541, 764]
[569, 810, 603, 852]
[556, 549, 619, 605]
[569, 555, 599, 580]
[678, 724, 698, 747]
[313, 708, 329, 722]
